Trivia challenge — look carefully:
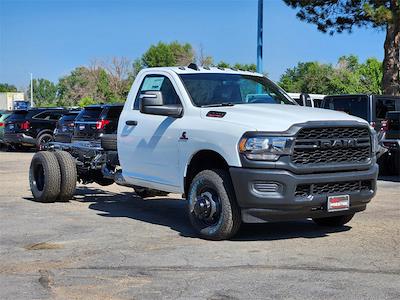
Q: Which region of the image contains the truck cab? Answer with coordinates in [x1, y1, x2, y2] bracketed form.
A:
[116, 66, 378, 239]
[29, 66, 380, 240]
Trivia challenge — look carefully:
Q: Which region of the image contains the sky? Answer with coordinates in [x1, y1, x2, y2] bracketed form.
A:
[0, 0, 385, 89]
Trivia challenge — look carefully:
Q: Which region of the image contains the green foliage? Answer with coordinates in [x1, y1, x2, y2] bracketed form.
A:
[216, 61, 230, 68]
[0, 83, 18, 92]
[78, 96, 98, 107]
[96, 69, 112, 100]
[58, 67, 91, 106]
[279, 55, 383, 95]
[233, 63, 257, 72]
[283, 0, 399, 95]
[28, 78, 58, 107]
[141, 41, 195, 68]
[283, 0, 396, 33]
[216, 61, 257, 72]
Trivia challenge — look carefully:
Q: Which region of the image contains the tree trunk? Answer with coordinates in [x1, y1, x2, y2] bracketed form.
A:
[382, 3, 400, 96]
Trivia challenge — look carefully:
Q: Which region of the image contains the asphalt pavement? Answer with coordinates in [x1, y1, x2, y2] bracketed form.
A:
[0, 151, 399, 299]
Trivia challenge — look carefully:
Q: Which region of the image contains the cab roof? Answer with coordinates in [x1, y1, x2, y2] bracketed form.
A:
[143, 65, 264, 77]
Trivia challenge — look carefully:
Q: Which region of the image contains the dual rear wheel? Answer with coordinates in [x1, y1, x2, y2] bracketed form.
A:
[29, 151, 77, 202]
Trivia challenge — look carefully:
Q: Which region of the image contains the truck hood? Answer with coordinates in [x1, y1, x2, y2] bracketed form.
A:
[200, 104, 368, 132]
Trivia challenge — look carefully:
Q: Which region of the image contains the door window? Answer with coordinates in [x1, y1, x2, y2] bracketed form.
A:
[375, 99, 396, 119]
[106, 106, 123, 120]
[134, 75, 181, 110]
[49, 111, 64, 120]
[33, 111, 54, 120]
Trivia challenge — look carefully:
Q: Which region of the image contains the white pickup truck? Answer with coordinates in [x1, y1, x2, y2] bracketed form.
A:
[29, 65, 379, 240]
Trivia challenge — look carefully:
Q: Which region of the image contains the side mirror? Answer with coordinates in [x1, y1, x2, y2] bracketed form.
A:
[140, 91, 183, 118]
[300, 93, 310, 106]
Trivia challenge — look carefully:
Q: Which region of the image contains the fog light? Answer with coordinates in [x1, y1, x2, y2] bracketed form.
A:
[253, 182, 281, 193]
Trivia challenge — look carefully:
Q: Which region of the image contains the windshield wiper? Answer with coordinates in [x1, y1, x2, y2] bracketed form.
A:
[201, 102, 235, 108]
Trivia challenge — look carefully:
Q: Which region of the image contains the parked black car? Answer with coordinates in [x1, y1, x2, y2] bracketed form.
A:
[72, 104, 123, 142]
[321, 94, 400, 132]
[379, 111, 400, 175]
[4, 108, 69, 149]
[54, 110, 81, 143]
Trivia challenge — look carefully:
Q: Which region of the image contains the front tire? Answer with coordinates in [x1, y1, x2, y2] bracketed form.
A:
[312, 214, 354, 227]
[29, 151, 61, 202]
[188, 169, 241, 240]
[54, 151, 77, 201]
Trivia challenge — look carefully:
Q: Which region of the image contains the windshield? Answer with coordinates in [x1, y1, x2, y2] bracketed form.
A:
[76, 107, 103, 121]
[322, 96, 368, 120]
[7, 111, 28, 121]
[179, 73, 295, 107]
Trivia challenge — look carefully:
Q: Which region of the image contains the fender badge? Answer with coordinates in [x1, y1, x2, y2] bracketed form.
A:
[180, 131, 188, 140]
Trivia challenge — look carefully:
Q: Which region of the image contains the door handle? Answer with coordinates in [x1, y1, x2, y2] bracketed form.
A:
[126, 120, 138, 126]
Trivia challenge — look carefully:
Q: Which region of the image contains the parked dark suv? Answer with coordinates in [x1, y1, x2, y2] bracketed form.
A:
[321, 94, 400, 132]
[54, 110, 81, 143]
[4, 108, 69, 149]
[72, 104, 123, 142]
[379, 111, 400, 175]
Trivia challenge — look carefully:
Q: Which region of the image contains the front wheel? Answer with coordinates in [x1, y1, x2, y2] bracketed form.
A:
[187, 169, 241, 240]
[312, 214, 354, 227]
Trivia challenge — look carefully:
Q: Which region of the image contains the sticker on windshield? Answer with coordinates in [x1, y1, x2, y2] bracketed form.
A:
[142, 77, 165, 91]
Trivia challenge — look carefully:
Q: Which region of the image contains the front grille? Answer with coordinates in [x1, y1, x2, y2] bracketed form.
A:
[291, 127, 371, 165]
[295, 180, 372, 198]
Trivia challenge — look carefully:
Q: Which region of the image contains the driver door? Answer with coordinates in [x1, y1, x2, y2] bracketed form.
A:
[119, 73, 184, 192]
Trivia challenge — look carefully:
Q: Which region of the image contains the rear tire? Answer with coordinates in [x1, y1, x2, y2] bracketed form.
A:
[29, 151, 61, 202]
[36, 133, 53, 149]
[54, 151, 77, 201]
[312, 214, 354, 227]
[187, 169, 241, 240]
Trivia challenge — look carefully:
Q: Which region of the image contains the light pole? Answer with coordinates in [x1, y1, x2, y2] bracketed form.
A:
[257, 0, 263, 74]
[30, 73, 34, 107]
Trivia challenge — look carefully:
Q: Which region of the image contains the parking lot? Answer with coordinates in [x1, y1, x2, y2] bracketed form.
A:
[0, 151, 399, 299]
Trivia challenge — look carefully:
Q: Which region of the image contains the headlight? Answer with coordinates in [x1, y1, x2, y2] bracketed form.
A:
[239, 135, 294, 161]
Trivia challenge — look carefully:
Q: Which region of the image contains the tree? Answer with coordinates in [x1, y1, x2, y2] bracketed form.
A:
[78, 96, 98, 107]
[279, 61, 334, 94]
[216, 61, 257, 71]
[141, 41, 195, 68]
[27, 78, 58, 106]
[57, 57, 134, 106]
[232, 63, 257, 72]
[283, 0, 399, 95]
[0, 83, 17, 92]
[278, 55, 383, 95]
[197, 44, 214, 67]
[58, 67, 92, 106]
[102, 57, 133, 101]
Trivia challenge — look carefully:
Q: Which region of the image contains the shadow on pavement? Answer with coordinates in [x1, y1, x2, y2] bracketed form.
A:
[73, 187, 351, 241]
[378, 175, 400, 183]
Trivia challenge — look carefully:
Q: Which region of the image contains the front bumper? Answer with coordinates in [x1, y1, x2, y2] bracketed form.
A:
[230, 164, 378, 223]
[3, 133, 36, 146]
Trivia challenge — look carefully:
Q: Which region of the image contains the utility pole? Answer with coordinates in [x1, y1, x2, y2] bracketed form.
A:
[30, 73, 34, 108]
[257, 0, 263, 74]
